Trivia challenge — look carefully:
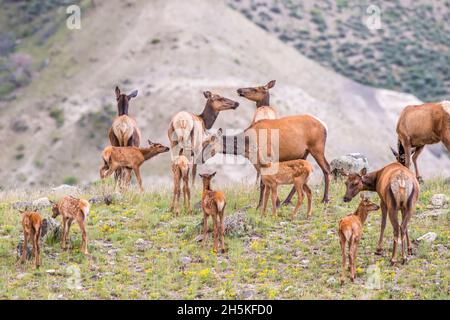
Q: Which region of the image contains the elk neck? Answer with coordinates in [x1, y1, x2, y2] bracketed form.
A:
[354, 205, 370, 224]
[256, 92, 270, 108]
[362, 171, 377, 191]
[139, 147, 158, 160]
[117, 97, 129, 116]
[199, 101, 219, 129]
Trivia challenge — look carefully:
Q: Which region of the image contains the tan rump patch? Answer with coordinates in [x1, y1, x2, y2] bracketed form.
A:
[441, 101, 450, 115]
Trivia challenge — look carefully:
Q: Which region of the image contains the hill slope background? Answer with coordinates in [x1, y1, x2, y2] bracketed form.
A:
[0, 0, 449, 189]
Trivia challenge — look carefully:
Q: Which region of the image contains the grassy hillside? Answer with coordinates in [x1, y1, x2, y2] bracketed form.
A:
[228, 0, 450, 102]
[0, 179, 448, 299]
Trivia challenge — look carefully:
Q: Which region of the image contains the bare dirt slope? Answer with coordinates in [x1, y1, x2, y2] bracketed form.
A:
[0, 0, 448, 188]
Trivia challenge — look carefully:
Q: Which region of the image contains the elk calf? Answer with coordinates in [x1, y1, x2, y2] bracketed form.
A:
[19, 211, 42, 269]
[170, 152, 191, 216]
[52, 196, 90, 255]
[338, 194, 380, 284]
[260, 159, 313, 219]
[100, 140, 169, 191]
[200, 172, 226, 253]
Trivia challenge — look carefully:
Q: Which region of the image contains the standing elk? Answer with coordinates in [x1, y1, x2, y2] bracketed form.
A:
[338, 194, 380, 284]
[392, 101, 450, 182]
[260, 159, 313, 219]
[100, 140, 169, 191]
[343, 163, 419, 265]
[237, 80, 279, 185]
[109, 86, 141, 185]
[202, 115, 331, 205]
[19, 211, 42, 269]
[167, 91, 239, 185]
[52, 196, 90, 255]
[170, 150, 192, 216]
[199, 172, 226, 253]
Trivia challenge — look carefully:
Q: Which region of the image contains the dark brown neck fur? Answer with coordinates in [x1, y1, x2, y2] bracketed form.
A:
[256, 93, 270, 108]
[118, 97, 129, 116]
[199, 101, 219, 129]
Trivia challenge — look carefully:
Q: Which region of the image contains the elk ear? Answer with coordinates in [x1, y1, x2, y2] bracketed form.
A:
[148, 139, 153, 145]
[211, 171, 217, 177]
[360, 193, 365, 200]
[115, 86, 121, 99]
[265, 80, 276, 90]
[128, 90, 138, 99]
[216, 128, 223, 136]
[203, 91, 212, 99]
[359, 168, 367, 176]
[199, 174, 205, 178]
[390, 146, 399, 157]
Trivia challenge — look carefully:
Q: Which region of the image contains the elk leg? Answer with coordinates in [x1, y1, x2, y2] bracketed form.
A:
[133, 167, 144, 192]
[310, 151, 331, 203]
[35, 227, 41, 268]
[32, 230, 39, 269]
[261, 184, 270, 216]
[400, 208, 412, 264]
[281, 187, 296, 207]
[169, 170, 178, 213]
[61, 217, 67, 250]
[349, 237, 356, 282]
[202, 215, 209, 247]
[339, 233, 347, 284]
[303, 183, 313, 218]
[78, 218, 89, 255]
[376, 200, 387, 255]
[388, 208, 400, 265]
[256, 180, 265, 209]
[220, 213, 225, 253]
[21, 232, 28, 264]
[213, 215, 219, 253]
[183, 177, 191, 214]
[403, 141, 412, 169]
[271, 186, 278, 218]
[191, 164, 197, 187]
[291, 180, 304, 220]
[411, 145, 424, 182]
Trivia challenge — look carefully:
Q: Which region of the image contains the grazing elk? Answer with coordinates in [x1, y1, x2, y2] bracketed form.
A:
[168, 91, 239, 185]
[237, 80, 279, 185]
[237, 80, 278, 123]
[202, 115, 331, 205]
[52, 196, 90, 255]
[392, 101, 450, 182]
[170, 150, 192, 216]
[260, 159, 313, 219]
[343, 163, 419, 265]
[338, 194, 380, 284]
[200, 172, 226, 253]
[109, 86, 141, 184]
[100, 140, 169, 191]
[19, 211, 42, 269]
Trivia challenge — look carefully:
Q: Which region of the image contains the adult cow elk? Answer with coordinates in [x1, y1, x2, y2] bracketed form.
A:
[392, 101, 450, 182]
[343, 163, 419, 265]
[202, 115, 331, 204]
[109, 86, 141, 184]
[167, 91, 239, 185]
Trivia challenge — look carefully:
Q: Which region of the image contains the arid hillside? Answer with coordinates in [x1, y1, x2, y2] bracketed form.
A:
[0, 0, 448, 189]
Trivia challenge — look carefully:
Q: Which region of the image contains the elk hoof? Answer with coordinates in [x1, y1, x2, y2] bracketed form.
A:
[221, 249, 226, 254]
[390, 259, 397, 266]
[340, 278, 345, 285]
[321, 198, 330, 204]
[408, 248, 413, 255]
[417, 176, 424, 183]
[402, 257, 408, 265]
[374, 248, 383, 255]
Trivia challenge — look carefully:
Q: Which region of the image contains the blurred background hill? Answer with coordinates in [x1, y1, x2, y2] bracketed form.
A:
[0, 0, 448, 189]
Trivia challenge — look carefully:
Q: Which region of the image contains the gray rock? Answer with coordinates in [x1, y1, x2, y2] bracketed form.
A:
[12, 201, 33, 211]
[430, 194, 448, 208]
[51, 185, 81, 196]
[32, 197, 51, 209]
[330, 153, 369, 178]
[418, 209, 447, 218]
[193, 211, 251, 241]
[416, 232, 437, 243]
[180, 256, 192, 264]
[135, 238, 151, 252]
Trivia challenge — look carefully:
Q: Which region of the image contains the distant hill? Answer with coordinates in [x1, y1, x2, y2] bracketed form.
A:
[0, 0, 448, 189]
[227, 0, 450, 102]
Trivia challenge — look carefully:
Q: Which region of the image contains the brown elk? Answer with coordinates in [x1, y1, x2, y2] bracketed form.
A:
[260, 159, 313, 219]
[200, 172, 226, 253]
[343, 163, 419, 265]
[109, 86, 141, 184]
[237, 80, 278, 185]
[202, 115, 331, 205]
[167, 91, 239, 185]
[338, 194, 380, 284]
[100, 140, 169, 191]
[237, 80, 278, 123]
[19, 211, 42, 269]
[52, 196, 90, 255]
[392, 101, 450, 182]
[170, 150, 192, 216]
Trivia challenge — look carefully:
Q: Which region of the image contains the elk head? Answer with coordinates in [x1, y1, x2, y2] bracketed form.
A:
[201, 128, 223, 162]
[203, 91, 239, 111]
[237, 80, 276, 106]
[115, 86, 138, 116]
[147, 139, 170, 154]
[199, 171, 217, 189]
[51, 201, 60, 219]
[357, 193, 380, 212]
[343, 168, 368, 202]
[390, 145, 415, 166]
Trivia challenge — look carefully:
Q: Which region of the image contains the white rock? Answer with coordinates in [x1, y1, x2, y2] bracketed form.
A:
[430, 194, 448, 208]
[417, 232, 438, 243]
[32, 197, 51, 208]
[51, 185, 81, 196]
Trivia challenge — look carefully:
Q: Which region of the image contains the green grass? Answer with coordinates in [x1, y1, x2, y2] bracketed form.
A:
[0, 179, 448, 300]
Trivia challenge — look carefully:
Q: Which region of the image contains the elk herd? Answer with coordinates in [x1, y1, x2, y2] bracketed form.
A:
[17, 82, 449, 286]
